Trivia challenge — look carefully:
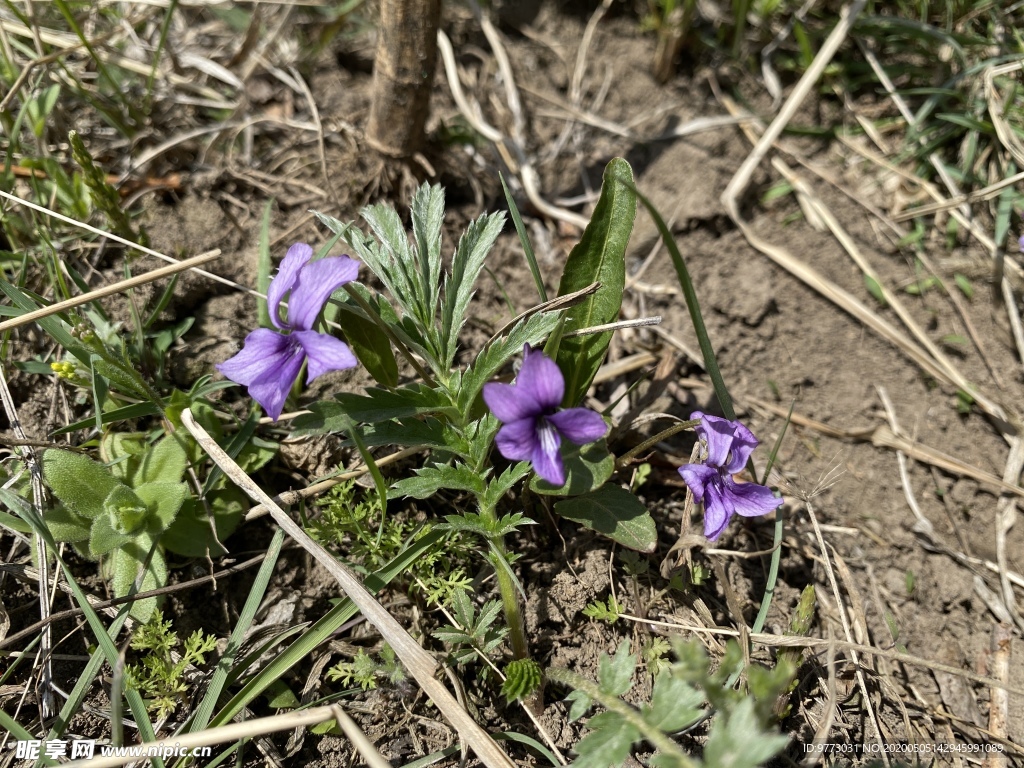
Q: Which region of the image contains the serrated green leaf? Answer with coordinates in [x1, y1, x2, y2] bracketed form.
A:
[554, 485, 657, 552]
[442, 210, 506, 366]
[703, 698, 790, 768]
[599, 640, 636, 697]
[42, 449, 121, 519]
[391, 462, 486, 499]
[294, 387, 452, 430]
[643, 673, 704, 732]
[411, 182, 445, 319]
[92, 358, 149, 399]
[530, 439, 613, 496]
[354, 418, 448, 449]
[572, 711, 639, 768]
[566, 689, 592, 723]
[481, 462, 531, 508]
[554, 158, 636, 406]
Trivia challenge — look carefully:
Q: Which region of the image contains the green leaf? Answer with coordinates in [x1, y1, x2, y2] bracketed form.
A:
[392, 462, 487, 499]
[293, 386, 452, 430]
[481, 462, 531, 508]
[88, 512, 134, 556]
[135, 482, 188, 532]
[333, 296, 399, 387]
[103, 484, 149, 534]
[499, 172, 547, 302]
[864, 274, 886, 305]
[410, 182, 445, 321]
[643, 672, 704, 732]
[599, 640, 636, 696]
[264, 680, 301, 709]
[92, 358, 149, 399]
[572, 711, 640, 768]
[42, 449, 122, 519]
[954, 272, 973, 299]
[703, 698, 790, 768]
[530, 439, 613, 496]
[111, 537, 167, 622]
[42, 505, 90, 543]
[139, 435, 188, 485]
[442, 210, 506, 366]
[554, 158, 636, 406]
[554, 485, 657, 552]
[161, 489, 244, 557]
[501, 658, 543, 703]
[357, 418, 449, 449]
[53, 401, 161, 436]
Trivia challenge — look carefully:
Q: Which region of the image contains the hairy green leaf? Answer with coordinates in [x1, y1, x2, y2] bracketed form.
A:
[135, 482, 188, 532]
[572, 711, 639, 768]
[42, 449, 122, 519]
[554, 158, 636, 405]
[392, 463, 487, 499]
[442, 210, 505, 366]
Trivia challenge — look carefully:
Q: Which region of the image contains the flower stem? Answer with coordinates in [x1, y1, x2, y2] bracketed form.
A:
[479, 501, 529, 660]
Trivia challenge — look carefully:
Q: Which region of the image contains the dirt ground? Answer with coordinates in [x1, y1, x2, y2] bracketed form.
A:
[4, 1, 1024, 766]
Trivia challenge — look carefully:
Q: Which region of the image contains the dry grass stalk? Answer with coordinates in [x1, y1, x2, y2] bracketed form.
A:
[181, 409, 516, 768]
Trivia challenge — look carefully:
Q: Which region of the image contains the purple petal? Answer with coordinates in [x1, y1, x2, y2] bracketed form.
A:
[726, 480, 784, 518]
[678, 463, 717, 503]
[516, 346, 564, 410]
[548, 408, 607, 445]
[288, 256, 360, 331]
[531, 420, 564, 485]
[217, 329, 305, 420]
[484, 382, 541, 423]
[701, 478, 734, 541]
[293, 330, 358, 382]
[495, 418, 541, 462]
[693, 411, 758, 473]
[216, 329, 293, 386]
[267, 243, 313, 330]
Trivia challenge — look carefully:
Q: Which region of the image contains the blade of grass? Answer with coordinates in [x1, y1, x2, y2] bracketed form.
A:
[627, 182, 735, 420]
[500, 172, 547, 302]
[184, 529, 286, 735]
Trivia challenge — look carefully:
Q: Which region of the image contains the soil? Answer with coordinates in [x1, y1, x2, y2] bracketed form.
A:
[3, 1, 1023, 767]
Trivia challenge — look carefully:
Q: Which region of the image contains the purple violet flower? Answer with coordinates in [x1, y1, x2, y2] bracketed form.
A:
[483, 346, 607, 486]
[678, 411, 784, 541]
[217, 243, 359, 421]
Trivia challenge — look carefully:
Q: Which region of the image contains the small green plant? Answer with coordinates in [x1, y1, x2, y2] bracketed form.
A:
[326, 644, 405, 691]
[124, 612, 217, 719]
[42, 433, 190, 621]
[550, 638, 793, 768]
[582, 595, 623, 623]
[432, 587, 508, 666]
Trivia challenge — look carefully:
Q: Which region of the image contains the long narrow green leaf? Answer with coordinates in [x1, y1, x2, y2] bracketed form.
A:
[628, 182, 735, 420]
[185, 529, 285, 734]
[257, 199, 274, 328]
[210, 528, 446, 725]
[499, 172, 547, 302]
[554, 158, 636, 406]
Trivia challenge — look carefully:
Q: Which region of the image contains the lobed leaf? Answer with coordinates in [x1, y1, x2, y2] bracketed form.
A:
[392, 462, 487, 499]
[441, 210, 506, 366]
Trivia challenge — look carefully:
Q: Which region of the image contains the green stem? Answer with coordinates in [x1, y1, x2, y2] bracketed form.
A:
[479, 501, 529, 660]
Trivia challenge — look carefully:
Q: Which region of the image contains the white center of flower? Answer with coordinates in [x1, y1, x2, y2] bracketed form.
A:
[537, 419, 559, 455]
